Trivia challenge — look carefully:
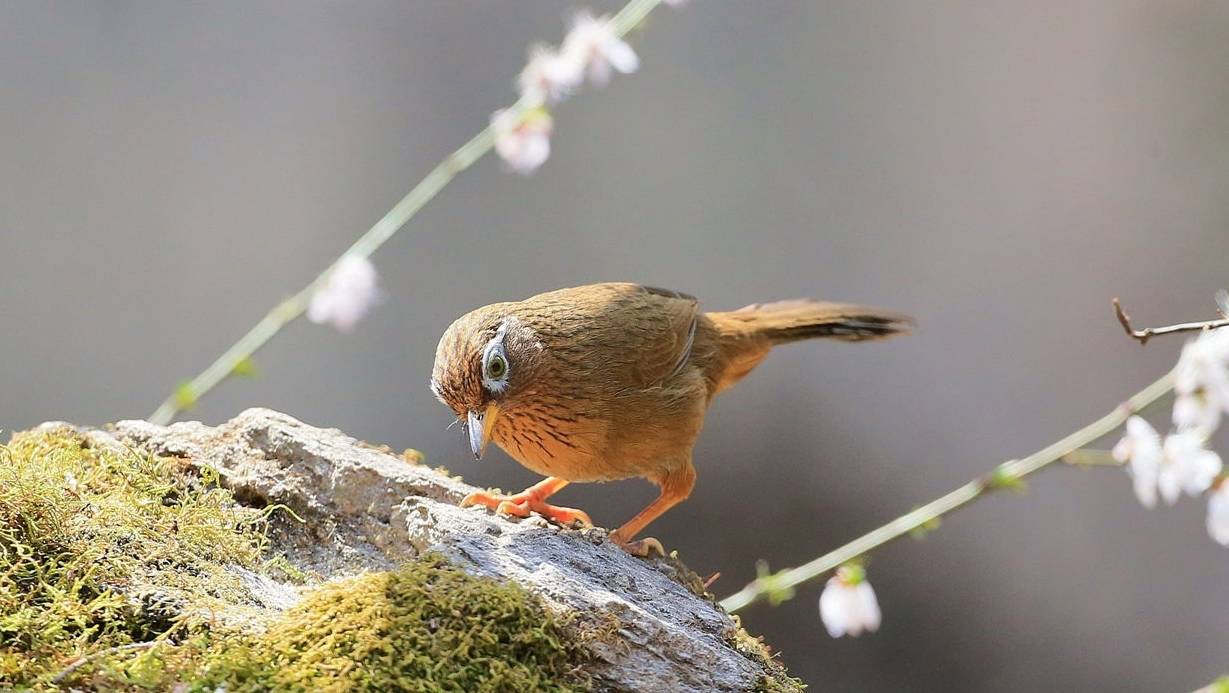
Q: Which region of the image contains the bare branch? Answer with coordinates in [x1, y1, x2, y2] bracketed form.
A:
[1113, 297, 1229, 345]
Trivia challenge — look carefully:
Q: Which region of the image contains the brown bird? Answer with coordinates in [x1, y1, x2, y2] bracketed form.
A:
[431, 283, 911, 556]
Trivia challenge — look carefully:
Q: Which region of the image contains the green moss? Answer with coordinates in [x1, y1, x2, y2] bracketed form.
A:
[0, 429, 590, 692]
[726, 615, 806, 693]
[0, 427, 267, 689]
[193, 554, 589, 692]
[261, 553, 311, 585]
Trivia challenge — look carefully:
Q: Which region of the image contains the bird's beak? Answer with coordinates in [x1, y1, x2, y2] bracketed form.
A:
[467, 403, 500, 460]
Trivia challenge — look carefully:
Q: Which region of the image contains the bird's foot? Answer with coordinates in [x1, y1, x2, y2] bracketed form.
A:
[460, 489, 593, 528]
[609, 531, 665, 558]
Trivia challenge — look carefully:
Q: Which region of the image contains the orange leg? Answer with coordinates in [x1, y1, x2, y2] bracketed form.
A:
[460, 477, 593, 528]
[609, 461, 696, 557]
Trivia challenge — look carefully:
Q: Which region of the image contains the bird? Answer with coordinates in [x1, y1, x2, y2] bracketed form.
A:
[430, 282, 911, 556]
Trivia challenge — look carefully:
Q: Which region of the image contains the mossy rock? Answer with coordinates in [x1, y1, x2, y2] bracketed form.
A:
[194, 555, 587, 692]
[1, 411, 801, 692]
[0, 426, 267, 688]
[0, 429, 587, 691]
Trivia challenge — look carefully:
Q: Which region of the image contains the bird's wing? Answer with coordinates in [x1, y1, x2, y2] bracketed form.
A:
[619, 284, 700, 388]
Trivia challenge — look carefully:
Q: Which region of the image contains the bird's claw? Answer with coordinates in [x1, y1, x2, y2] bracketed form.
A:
[460, 489, 593, 528]
[610, 533, 665, 558]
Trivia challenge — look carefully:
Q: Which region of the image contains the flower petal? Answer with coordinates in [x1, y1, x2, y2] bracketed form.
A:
[603, 38, 640, 75]
[1207, 485, 1229, 546]
[1164, 431, 1223, 496]
[819, 573, 881, 638]
[1157, 466, 1182, 506]
[307, 256, 381, 332]
[1132, 472, 1158, 509]
[1173, 392, 1221, 434]
[818, 577, 848, 638]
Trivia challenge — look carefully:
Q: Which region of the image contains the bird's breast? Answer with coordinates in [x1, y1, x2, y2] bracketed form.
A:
[492, 405, 616, 482]
[490, 369, 710, 483]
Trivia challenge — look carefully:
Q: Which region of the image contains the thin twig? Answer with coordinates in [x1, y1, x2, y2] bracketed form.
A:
[718, 366, 1176, 614]
[1113, 297, 1229, 345]
[147, 0, 665, 425]
[50, 641, 157, 684]
[1061, 448, 1120, 467]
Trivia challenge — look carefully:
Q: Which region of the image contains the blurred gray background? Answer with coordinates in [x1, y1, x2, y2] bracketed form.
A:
[3, 1, 1228, 689]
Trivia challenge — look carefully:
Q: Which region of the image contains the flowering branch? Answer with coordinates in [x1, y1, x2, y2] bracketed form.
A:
[719, 366, 1178, 614]
[148, 0, 667, 425]
[1113, 297, 1229, 345]
[725, 294, 1229, 630]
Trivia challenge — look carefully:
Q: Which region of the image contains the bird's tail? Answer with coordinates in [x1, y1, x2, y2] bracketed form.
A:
[703, 299, 912, 393]
[709, 299, 913, 344]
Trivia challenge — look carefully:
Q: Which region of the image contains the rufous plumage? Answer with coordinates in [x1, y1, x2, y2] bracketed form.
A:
[431, 282, 911, 555]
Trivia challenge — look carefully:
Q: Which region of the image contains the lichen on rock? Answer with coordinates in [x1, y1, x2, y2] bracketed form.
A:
[1, 409, 801, 692]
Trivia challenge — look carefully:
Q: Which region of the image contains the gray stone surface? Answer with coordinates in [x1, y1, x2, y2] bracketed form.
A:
[109, 408, 789, 692]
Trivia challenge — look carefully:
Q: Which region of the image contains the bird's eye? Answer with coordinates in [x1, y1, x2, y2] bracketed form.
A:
[486, 352, 507, 380]
[480, 326, 512, 393]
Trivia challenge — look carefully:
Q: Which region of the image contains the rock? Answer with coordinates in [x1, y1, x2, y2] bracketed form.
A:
[109, 408, 796, 692]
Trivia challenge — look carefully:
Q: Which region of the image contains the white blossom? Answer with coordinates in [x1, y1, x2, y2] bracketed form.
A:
[1175, 329, 1229, 396]
[1113, 416, 1164, 508]
[491, 107, 553, 175]
[1161, 430, 1222, 499]
[1207, 483, 1229, 546]
[1115, 417, 1222, 508]
[307, 255, 381, 332]
[818, 566, 881, 638]
[518, 44, 581, 105]
[1173, 329, 1229, 433]
[559, 12, 640, 88]
[1173, 391, 1221, 436]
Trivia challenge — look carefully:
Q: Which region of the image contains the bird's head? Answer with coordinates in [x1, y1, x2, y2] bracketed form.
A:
[430, 306, 542, 460]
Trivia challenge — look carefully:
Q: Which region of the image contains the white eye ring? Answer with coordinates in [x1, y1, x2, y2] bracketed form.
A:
[482, 341, 510, 393]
